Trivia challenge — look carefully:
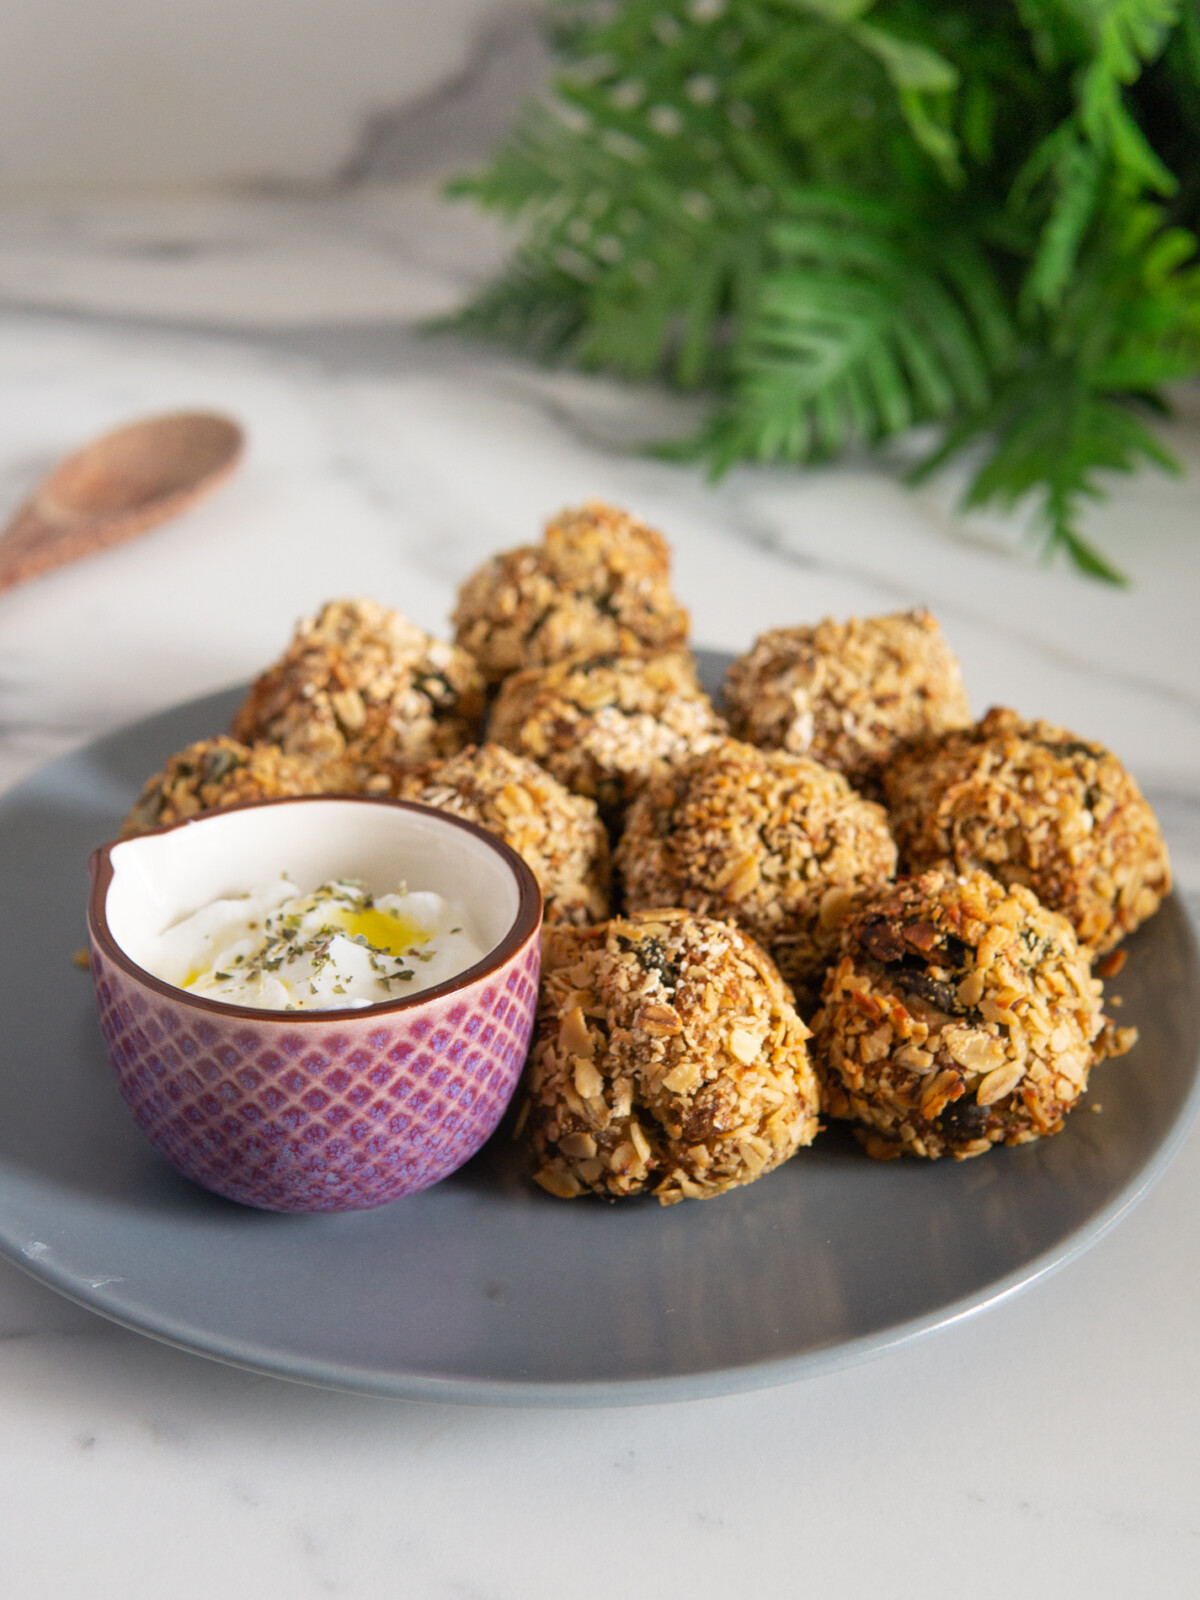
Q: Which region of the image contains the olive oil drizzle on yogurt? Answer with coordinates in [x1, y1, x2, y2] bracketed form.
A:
[168, 876, 486, 1011]
[200, 880, 428, 997]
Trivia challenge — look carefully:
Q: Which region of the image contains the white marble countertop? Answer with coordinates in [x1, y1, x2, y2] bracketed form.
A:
[2, 177, 1199, 1599]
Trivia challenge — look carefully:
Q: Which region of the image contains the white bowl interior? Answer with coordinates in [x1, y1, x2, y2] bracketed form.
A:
[104, 800, 522, 975]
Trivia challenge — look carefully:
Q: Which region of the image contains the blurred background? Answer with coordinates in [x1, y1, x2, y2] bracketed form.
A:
[2, 15, 1200, 1600]
[0, 0, 542, 192]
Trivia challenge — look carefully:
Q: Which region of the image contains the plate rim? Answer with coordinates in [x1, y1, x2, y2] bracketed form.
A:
[2, 671, 1198, 1407]
[6, 1090, 1198, 1409]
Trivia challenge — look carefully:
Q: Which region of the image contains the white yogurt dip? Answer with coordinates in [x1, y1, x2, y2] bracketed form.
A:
[145, 876, 487, 1010]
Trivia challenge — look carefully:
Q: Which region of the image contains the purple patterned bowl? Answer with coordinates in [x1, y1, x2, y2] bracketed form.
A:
[87, 796, 542, 1212]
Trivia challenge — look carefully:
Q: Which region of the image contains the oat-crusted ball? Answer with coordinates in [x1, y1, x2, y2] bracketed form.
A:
[885, 707, 1171, 954]
[452, 501, 690, 684]
[390, 743, 610, 926]
[617, 739, 897, 1002]
[811, 870, 1134, 1161]
[121, 737, 355, 836]
[231, 599, 486, 779]
[724, 610, 970, 794]
[488, 650, 725, 821]
[524, 909, 819, 1203]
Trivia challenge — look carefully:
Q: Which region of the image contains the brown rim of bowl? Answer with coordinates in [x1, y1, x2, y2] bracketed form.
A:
[87, 793, 543, 1022]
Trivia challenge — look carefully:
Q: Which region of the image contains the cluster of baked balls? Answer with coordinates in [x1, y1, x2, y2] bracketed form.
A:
[122, 503, 703, 931]
[122, 497, 1169, 1196]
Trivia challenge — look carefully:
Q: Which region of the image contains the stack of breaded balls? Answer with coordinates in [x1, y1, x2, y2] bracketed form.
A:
[123, 500, 1168, 1198]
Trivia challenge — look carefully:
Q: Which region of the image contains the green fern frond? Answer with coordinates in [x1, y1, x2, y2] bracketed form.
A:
[966, 371, 1179, 583]
[1018, 132, 1104, 310]
[446, 0, 1200, 581]
[432, 262, 588, 363]
[914, 189, 1199, 574]
[701, 195, 1013, 468]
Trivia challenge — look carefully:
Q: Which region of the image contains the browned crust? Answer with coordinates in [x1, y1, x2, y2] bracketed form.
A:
[524, 909, 819, 1203]
[121, 736, 357, 836]
[488, 649, 725, 821]
[617, 738, 897, 1002]
[231, 599, 485, 777]
[389, 742, 610, 925]
[724, 609, 970, 795]
[884, 707, 1171, 953]
[452, 501, 689, 684]
[809, 869, 1135, 1160]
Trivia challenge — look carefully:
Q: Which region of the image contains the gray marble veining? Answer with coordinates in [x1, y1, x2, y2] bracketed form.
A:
[0, 141, 1198, 1600]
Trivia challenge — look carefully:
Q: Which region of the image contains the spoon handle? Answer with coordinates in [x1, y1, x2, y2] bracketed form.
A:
[0, 498, 172, 594]
[0, 503, 78, 593]
[0, 415, 242, 595]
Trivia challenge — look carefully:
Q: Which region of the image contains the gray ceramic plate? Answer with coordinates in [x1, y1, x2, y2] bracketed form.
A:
[1, 655, 1198, 1407]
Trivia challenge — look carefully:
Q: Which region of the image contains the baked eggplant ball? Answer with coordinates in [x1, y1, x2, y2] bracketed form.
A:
[121, 737, 354, 836]
[391, 742, 610, 926]
[524, 909, 820, 1203]
[724, 609, 970, 795]
[885, 708, 1171, 953]
[488, 649, 725, 822]
[452, 501, 690, 685]
[231, 599, 485, 778]
[617, 738, 897, 1001]
[810, 870, 1134, 1160]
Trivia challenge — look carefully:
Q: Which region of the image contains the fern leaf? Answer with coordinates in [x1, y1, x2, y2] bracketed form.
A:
[1022, 133, 1105, 309]
[946, 366, 1179, 581]
[437, 263, 588, 363]
[848, 21, 962, 181]
[446, 0, 1200, 579]
[703, 197, 1012, 470]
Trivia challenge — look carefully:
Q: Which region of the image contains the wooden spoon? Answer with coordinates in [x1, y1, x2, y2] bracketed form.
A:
[0, 410, 244, 594]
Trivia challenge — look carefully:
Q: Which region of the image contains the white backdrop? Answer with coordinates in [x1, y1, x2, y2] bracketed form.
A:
[0, 0, 518, 192]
